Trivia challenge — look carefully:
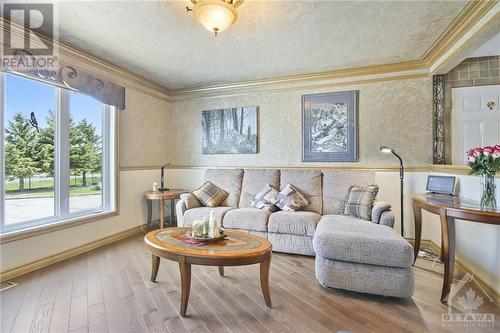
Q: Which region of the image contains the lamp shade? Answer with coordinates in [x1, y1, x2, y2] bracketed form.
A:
[194, 0, 238, 34]
[379, 145, 394, 153]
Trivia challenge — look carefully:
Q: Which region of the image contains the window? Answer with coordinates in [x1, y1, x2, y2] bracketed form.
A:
[1, 73, 116, 235]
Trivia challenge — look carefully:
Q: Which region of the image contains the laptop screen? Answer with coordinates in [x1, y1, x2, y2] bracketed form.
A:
[426, 175, 456, 195]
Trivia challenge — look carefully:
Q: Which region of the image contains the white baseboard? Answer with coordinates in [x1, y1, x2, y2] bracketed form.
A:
[0, 225, 144, 282]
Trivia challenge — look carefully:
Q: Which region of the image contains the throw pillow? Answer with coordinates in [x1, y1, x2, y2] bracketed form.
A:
[272, 184, 309, 212]
[192, 181, 229, 207]
[180, 193, 201, 210]
[344, 185, 379, 221]
[250, 184, 279, 212]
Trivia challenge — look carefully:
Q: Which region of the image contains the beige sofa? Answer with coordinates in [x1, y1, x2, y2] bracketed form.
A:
[176, 168, 414, 298]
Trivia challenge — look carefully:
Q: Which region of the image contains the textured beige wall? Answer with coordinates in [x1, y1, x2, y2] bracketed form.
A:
[166, 77, 433, 167]
[119, 88, 170, 168]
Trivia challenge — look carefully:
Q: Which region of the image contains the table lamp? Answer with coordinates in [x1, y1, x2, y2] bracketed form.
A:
[380, 146, 404, 237]
[159, 163, 170, 192]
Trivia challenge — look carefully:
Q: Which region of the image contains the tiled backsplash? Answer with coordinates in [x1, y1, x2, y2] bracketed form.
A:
[446, 56, 500, 87]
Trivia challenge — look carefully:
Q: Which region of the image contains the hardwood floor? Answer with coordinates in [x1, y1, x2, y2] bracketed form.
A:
[1, 234, 498, 333]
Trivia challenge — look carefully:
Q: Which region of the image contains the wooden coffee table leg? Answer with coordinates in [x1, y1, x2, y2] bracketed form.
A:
[151, 255, 160, 282]
[260, 254, 272, 308]
[218, 266, 224, 277]
[179, 257, 191, 317]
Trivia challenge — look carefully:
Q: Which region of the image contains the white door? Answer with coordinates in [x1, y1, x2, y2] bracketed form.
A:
[452, 85, 500, 165]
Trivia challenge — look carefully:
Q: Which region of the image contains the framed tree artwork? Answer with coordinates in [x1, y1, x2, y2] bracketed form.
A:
[202, 106, 258, 154]
[302, 91, 358, 162]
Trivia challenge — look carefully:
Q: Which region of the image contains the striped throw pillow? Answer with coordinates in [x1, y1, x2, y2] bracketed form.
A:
[344, 185, 379, 220]
[250, 184, 279, 212]
[192, 181, 228, 207]
[272, 184, 309, 212]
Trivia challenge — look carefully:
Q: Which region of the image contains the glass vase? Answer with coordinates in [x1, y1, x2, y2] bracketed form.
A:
[480, 173, 497, 210]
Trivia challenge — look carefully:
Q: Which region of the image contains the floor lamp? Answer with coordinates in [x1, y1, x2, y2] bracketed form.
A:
[380, 146, 404, 237]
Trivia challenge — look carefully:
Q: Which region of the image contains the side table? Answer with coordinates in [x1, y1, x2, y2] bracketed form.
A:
[144, 190, 186, 229]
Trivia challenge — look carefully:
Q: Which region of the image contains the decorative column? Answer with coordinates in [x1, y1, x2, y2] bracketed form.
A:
[433, 75, 445, 164]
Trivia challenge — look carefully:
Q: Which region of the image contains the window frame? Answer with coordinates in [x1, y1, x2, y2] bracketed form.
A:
[0, 73, 119, 243]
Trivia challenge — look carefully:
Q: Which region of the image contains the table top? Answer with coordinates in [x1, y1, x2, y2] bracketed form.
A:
[412, 193, 500, 216]
[144, 189, 187, 200]
[144, 227, 272, 259]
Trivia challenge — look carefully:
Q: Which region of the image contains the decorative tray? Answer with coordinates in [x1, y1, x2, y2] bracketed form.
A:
[184, 228, 227, 243]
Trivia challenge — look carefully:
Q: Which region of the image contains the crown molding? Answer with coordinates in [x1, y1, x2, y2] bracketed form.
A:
[422, 0, 498, 68]
[0, 18, 170, 102]
[429, 3, 500, 74]
[168, 1, 499, 99]
[168, 72, 431, 101]
[168, 60, 428, 98]
[0, 1, 497, 101]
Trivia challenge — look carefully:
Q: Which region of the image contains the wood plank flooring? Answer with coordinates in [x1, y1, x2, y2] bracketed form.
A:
[1, 234, 498, 333]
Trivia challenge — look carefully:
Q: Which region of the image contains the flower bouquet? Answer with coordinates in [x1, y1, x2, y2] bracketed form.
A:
[466, 145, 500, 209]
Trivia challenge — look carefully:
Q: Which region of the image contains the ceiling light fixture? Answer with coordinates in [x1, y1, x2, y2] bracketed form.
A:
[186, 0, 244, 36]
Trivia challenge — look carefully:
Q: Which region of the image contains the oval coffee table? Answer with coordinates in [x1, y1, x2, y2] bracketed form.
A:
[144, 227, 272, 317]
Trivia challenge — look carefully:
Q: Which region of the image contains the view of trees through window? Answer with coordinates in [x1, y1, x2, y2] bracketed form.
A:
[3, 74, 104, 226]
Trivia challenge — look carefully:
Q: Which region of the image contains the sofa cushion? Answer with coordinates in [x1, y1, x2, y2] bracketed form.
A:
[204, 169, 243, 207]
[322, 170, 375, 215]
[313, 214, 413, 268]
[250, 184, 279, 212]
[272, 184, 309, 212]
[182, 207, 233, 226]
[239, 169, 280, 208]
[268, 233, 315, 256]
[223, 208, 271, 232]
[344, 185, 379, 220]
[192, 181, 228, 207]
[280, 169, 322, 214]
[268, 211, 321, 237]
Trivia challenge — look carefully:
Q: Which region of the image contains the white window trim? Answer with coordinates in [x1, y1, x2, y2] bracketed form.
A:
[0, 74, 5, 228]
[0, 73, 118, 238]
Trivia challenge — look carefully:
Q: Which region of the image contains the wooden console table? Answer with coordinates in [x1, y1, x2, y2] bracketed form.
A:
[412, 193, 499, 303]
[144, 190, 186, 229]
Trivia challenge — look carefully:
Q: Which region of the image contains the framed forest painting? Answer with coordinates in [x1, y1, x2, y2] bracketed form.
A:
[302, 91, 358, 162]
[201, 106, 258, 154]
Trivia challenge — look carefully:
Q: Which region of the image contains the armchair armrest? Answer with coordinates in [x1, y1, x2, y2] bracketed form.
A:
[371, 201, 392, 224]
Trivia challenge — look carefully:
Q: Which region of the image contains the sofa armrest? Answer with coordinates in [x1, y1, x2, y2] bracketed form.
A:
[379, 210, 395, 228]
[180, 193, 201, 209]
[176, 199, 187, 226]
[371, 201, 392, 224]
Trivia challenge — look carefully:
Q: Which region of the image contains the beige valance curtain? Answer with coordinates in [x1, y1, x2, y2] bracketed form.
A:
[1, 51, 126, 110]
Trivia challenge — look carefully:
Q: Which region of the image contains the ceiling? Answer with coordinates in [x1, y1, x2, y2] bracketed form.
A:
[51, 0, 468, 90]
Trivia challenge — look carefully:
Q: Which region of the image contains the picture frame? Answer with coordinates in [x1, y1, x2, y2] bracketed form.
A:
[201, 106, 258, 154]
[302, 90, 358, 162]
